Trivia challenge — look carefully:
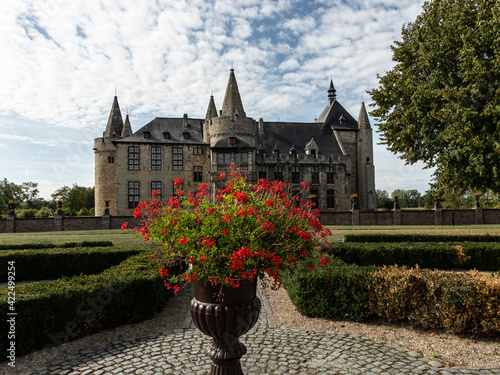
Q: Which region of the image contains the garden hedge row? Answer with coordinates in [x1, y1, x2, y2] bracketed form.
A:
[0, 241, 113, 251]
[343, 234, 500, 243]
[283, 256, 500, 336]
[0, 253, 170, 356]
[328, 242, 500, 271]
[0, 247, 143, 282]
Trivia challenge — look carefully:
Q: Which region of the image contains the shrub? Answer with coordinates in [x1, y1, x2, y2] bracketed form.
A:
[35, 207, 53, 218]
[77, 208, 89, 216]
[283, 257, 500, 336]
[368, 266, 500, 335]
[15, 209, 38, 218]
[328, 242, 500, 271]
[0, 240, 113, 251]
[0, 247, 142, 282]
[0, 253, 170, 356]
[282, 256, 375, 321]
[343, 234, 500, 243]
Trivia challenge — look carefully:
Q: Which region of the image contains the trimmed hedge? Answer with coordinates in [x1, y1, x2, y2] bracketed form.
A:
[0, 241, 113, 251]
[283, 256, 500, 336]
[328, 242, 500, 271]
[282, 258, 376, 321]
[0, 247, 143, 282]
[343, 234, 500, 243]
[0, 253, 169, 356]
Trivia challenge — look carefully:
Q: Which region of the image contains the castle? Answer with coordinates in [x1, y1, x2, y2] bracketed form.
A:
[94, 69, 376, 217]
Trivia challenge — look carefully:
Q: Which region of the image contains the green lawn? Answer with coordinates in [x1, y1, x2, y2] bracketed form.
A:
[2, 224, 500, 247]
[326, 224, 500, 242]
[0, 229, 145, 248]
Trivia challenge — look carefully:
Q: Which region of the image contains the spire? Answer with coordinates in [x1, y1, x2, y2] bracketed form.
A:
[205, 95, 218, 121]
[328, 79, 337, 105]
[103, 96, 124, 138]
[358, 102, 371, 129]
[121, 114, 133, 137]
[221, 69, 246, 119]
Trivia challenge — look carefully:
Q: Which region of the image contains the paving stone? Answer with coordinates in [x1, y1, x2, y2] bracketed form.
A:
[18, 283, 500, 375]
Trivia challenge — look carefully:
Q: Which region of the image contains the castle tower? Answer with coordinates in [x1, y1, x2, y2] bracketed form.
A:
[208, 69, 257, 148]
[356, 102, 376, 210]
[203, 95, 218, 142]
[121, 114, 132, 138]
[94, 96, 124, 216]
[103, 96, 124, 138]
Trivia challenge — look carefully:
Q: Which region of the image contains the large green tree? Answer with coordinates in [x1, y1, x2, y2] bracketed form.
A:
[369, 0, 500, 194]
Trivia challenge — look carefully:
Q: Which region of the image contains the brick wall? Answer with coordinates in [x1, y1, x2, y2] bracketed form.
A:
[1, 209, 500, 233]
[483, 209, 500, 224]
[401, 210, 435, 225]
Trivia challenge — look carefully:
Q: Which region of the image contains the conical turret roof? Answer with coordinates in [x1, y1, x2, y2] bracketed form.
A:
[358, 102, 371, 129]
[121, 114, 133, 137]
[221, 69, 246, 118]
[103, 96, 124, 138]
[205, 95, 218, 121]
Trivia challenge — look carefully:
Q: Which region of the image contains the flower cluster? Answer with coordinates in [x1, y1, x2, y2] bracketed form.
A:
[129, 166, 332, 295]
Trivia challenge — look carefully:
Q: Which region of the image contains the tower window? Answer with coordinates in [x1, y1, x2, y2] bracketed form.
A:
[327, 190, 335, 209]
[291, 166, 300, 184]
[128, 146, 140, 170]
[108, 156, 114, 164]
[194, 166, 203, 182]
[173, 148, 183, 171]
[258, 165, 267, 180]
[311, 166, 319, 185]
[128, 181, 140, 209]
[274, 165, 283, 182]
[366, 157, 370, 163]
[151, 181, 162, 200]
[327, 166, 335, 185]
[151, 147, 162, 171]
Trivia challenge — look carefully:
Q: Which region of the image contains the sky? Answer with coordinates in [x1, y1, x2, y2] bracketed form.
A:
[0, 0, 433, 200]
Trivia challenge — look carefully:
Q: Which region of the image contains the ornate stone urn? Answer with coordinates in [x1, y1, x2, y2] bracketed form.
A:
[190, 279, 261, 375]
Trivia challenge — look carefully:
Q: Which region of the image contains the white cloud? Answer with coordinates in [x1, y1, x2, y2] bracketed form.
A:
[0, 0, 432, 192]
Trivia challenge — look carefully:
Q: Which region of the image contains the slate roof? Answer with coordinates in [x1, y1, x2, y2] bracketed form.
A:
[316, 100, 358, 130]
[257, 122, 345, 157]
[115, 117, 207, 144]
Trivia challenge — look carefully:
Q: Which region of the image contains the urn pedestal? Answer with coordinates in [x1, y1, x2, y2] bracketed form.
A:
[190, 280, 261, 375]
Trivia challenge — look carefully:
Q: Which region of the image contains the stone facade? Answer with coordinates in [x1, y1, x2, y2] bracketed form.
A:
[94, 69, 376, 216]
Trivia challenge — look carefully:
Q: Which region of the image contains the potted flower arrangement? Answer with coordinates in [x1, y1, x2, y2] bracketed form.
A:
[129, 166, 332, 374]
[350, 193, 358, 210]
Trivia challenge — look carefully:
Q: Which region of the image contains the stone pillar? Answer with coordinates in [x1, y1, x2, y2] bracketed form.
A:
[54, 215, 63, 231]
[351, 209, 360, 226]
[475, 207, 483, 225]
[393, 208, 401, 225]
[434, 208, 443, 225]
[6, 216, 15, 233]
[101, 215, 111, 229]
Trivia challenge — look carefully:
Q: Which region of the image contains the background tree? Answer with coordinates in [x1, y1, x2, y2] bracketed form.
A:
[376, 189, 393, 210]
[51, 184, 90, 216]
[369, 0, 500, 194]
[391, 189, 423, 208]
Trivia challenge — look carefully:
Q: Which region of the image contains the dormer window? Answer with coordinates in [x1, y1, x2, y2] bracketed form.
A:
[272, 144, 280, 157]
[163, 132, 170, 139]
[143, 131, 150, 139]
[339, 114, 345, 127]
[230, 136, 236, 145]
[183, 132, 189, 139]
[289, 144, 297, 158]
